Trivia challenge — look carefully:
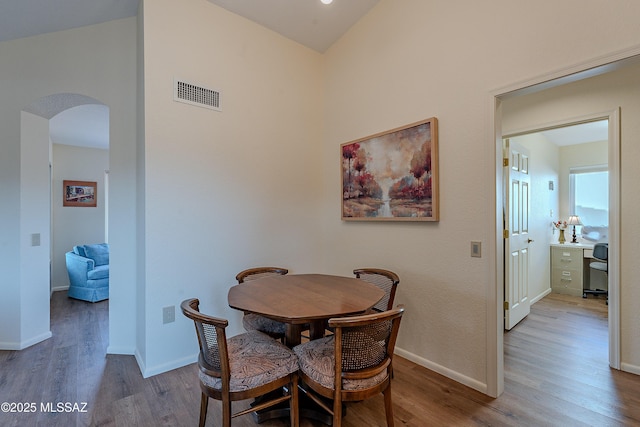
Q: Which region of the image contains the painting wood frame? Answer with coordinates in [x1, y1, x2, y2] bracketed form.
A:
[63, 180, 97, 207]
[341, 117, 438, 221]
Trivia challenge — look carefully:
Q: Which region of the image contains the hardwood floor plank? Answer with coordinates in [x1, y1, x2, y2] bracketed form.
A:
[112, 393, 154, 426]
[1, 291, 639, 427]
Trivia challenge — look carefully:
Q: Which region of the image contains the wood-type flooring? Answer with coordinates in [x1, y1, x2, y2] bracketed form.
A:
[1, 291, 638, 426]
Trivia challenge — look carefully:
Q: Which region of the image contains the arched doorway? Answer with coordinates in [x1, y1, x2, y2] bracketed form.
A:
[20, 92, 109, 348]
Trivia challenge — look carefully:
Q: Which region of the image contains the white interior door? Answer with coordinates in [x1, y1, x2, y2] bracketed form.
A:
[504, 139, 531, 330]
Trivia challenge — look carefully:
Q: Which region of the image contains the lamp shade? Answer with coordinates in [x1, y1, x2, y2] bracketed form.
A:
[567, 215, 582, 226]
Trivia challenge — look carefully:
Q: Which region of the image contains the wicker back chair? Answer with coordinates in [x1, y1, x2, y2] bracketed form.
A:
[236, 267, 289, 283]
[236, 267, 289, 341]
[353, 268, 399, 312]
[294, 306, 404, 426]
[181, 298, 299, 427]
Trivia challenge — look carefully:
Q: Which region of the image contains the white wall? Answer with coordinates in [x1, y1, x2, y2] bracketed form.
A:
[0, 18, 137, 353]
[138, 0, 324, 376]
[51, 144, 109, 290]
[17, 112, 52, 349]
[321, 0, 640, 394]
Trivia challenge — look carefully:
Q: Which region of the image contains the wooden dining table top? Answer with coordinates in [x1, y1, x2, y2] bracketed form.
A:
[227, 273, 385, 325]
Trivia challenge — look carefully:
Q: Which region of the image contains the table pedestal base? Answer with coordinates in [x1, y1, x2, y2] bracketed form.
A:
[250, 387, 342, 425]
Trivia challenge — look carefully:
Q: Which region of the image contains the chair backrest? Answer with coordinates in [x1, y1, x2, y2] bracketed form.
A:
[353, 268, 399, 312]
[180, 299, 230, 383]
[329, 307, 404, 388]
[236, 267, 288, 283]
[593, 243, 608, 262]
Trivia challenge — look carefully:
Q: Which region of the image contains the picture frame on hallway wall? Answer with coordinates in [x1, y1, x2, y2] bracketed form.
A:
[341, 117, 439, 221]
[63, 180, 97, 207]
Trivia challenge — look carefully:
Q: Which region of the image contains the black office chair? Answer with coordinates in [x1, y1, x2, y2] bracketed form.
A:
[583, 243, 608, 303]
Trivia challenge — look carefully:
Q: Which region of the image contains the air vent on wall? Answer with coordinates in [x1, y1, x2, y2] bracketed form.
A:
[174, 79, 221, 111]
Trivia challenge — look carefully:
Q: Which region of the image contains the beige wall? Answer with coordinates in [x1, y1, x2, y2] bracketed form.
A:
[139, 0, 325, 375]
[322, 0, 640, 393]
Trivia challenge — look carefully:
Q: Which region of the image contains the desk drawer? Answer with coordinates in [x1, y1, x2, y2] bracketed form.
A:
[551, 268, 583, 295]
[551, 247, 583, 270]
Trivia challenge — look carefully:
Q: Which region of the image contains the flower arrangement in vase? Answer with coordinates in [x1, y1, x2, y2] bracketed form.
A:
[553, 220, 567, 244]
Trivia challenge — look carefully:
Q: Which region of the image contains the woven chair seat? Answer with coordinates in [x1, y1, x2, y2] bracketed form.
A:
[242, 313, 287, 335]
[199, 330, 298, 392]
[294, 336, 387, 391]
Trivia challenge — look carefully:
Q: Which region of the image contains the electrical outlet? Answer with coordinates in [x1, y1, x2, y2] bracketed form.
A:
[163, 305, 175, 324]
[31, 233, 40, 246]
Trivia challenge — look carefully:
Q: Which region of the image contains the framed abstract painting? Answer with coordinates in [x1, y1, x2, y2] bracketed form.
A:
[341, 117, 438, 221]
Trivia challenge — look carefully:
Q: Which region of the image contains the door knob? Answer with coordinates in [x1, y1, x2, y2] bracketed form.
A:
[528, 239, 534, 243]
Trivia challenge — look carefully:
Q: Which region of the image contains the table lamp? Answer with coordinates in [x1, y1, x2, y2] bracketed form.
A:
[567, 215, 582, 243]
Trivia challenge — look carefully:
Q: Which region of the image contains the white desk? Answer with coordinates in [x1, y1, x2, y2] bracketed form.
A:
[550, 243, 594, 297]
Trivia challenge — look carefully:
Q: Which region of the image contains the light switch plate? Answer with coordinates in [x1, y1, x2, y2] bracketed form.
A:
[163, 306, 175, 324]
[471, 241, 481, 258]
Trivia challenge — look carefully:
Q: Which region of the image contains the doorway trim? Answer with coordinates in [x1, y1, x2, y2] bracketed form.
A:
[488, 45, 640, 398]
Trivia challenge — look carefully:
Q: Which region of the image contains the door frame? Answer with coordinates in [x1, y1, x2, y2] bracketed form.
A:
[502, 110, 619, 344]
[487, 47, 640, 398]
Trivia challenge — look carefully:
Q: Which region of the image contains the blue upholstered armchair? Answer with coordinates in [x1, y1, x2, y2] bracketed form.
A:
[65, 243, 109, 302]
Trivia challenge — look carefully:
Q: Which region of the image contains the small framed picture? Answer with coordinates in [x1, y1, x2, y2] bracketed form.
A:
[63, 180, 97, 207]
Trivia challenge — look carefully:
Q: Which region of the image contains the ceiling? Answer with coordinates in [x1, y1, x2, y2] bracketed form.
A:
[0, 0, 139, 43]
[2, 0, 608, 149]
[539, 120, 608, 146]
[0, 0, 378, 52]
[50, 104, 110, 150]
[207, 0, 379, 53]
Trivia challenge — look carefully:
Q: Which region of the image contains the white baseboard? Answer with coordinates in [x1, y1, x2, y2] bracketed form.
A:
[51, 285, 69, 293]
[530, 288, 552, 305]
[394, 346, 487, 394]
[138, 350, 198, 379]
[0, 331, 52, 350]
[620, 362, 640, 376]
[106, 345, 135, 355]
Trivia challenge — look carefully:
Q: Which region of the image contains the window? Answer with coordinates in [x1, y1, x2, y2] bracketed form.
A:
[570, 166, 608, 242]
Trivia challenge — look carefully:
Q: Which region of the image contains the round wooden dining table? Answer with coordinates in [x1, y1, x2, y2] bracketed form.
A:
[227, 273, 385, 347]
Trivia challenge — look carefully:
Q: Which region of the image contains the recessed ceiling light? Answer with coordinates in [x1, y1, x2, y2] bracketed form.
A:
[321, 0, 333, 4]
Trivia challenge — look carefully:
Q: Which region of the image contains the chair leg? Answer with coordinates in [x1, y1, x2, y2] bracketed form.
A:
[289, 375, 299, 427]
[222, 396, 232, 427]
[332, 394, 342, 427]
[383, 383, 394, 427]
[199, 393, 208, 427]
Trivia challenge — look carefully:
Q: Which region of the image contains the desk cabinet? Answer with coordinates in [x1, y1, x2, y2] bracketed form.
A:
[550, 246, 584, 296]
